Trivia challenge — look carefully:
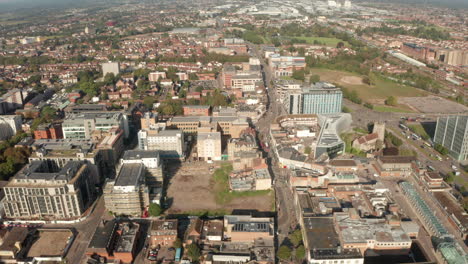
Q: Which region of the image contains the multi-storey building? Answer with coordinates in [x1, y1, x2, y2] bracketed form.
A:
[0, 115, 22, 140]
[137, 129, 185, 159]
[183, 105, 211, 116]
[62, 111, 129, 139]
[2, 160, 97, 220]
[102, 62, 120, 76]
[197, 132, 222, 161]
[0, 89, 29, 114]
[167, 116, 249, 138]
[374, 156, 415, 177]
[223, 215, 274, 243]
[33, 123, 63, 139]
[285, 83, 342, 115]
[150, 220, 178, 247]
[434, 115, 468, 161]
[29, 138, 108, 183]
[103, 163, 149, 216]
[268, 54, 306, 77]
[120, 150, 163, 204]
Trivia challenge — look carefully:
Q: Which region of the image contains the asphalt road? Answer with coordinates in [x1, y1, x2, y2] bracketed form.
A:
[248, 43, 297, 247]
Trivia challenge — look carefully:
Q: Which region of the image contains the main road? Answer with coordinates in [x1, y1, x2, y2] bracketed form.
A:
[248, 42, 297, 246]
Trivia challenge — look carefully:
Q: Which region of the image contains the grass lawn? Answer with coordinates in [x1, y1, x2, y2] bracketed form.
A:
[374, 105, 414, 113]
[311, 68, 427, 99]
[292, 36, 347, 47]
[408, 124, 431, 140]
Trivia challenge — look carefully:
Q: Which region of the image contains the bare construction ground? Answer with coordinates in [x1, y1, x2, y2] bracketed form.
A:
[166, 161, 273, 214]
[400, 96, 468, 114]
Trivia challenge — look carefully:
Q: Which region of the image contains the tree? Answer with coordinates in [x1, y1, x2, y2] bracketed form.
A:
[363, 102, 374, 109]
[291, 69, 305, 81]
[362, 76, 372, 85]
[104, 73, 116, 85]
[189, 73, 199, 80]
[295, 245, 306, 260]
[173, 238, 182, 248]
[148, 203, 162, 216]
[385, 96, 397, 106]
[336, 41, 345, 48]
[309, 74, 320, 83]
[289, 229, 303, 248]
[435, 143, 449, 156]
[143, 96, 156, 109]
[186, 243, 201, 261]
[342, 106, 351, 113]
[277, 245, 292, 260]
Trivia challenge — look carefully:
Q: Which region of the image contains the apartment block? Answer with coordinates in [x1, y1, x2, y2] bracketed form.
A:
[104, 163, 149, 216]
[434, 115, 468, 161]
[197, 132, 222, 161]
[138, 129, 185, 159]
[29, 138, 106, 183]
[2, 160, 97, 220]
[102, 62, 120, 76]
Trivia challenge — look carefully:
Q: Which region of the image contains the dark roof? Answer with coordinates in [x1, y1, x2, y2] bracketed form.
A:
[88, 220, 117, 250]
[303, 217, 339, 249]
[329, 159, 357, 167]
[115, 163, 144, 187]
[378, 156, 415, 164]
[122, 150, 159, 160]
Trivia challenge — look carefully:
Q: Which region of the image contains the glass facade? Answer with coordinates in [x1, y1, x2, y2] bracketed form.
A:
[434, 115, 468, 161]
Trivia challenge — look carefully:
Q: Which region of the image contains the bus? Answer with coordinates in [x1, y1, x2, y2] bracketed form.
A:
[412, 133, 420, 140]
[399, 123, 408, 130]
[427, 165, 435, 172]
[175, 248, 181, 261]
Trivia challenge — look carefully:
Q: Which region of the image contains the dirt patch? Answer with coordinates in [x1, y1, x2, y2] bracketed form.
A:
[340, 76, 363, 85]
[166, 161, 273, 214]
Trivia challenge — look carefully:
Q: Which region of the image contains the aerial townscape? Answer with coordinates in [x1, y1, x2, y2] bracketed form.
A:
[0, 0, 467, 263]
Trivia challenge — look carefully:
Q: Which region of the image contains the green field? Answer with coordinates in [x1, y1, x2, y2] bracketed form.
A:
[293, 36, 347, 47]
[374, 105, 414, 113]
[311, 68, 427, 99]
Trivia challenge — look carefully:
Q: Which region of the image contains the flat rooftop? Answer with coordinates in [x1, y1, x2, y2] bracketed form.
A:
[115, 163, 144, 187]
[303, 217, 339, 249]
[12, 160, 84, 183]
[122, 150, 159, 160]
[335, 213, 411, 244]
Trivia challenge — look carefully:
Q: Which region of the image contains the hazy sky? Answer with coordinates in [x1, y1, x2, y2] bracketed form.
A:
[0, 0, 466, 10]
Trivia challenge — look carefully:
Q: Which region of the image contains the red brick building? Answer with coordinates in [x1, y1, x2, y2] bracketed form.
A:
[150, 220, 178, 247]
[183, 105, 211, 116]
[34, 123, 63, 139]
